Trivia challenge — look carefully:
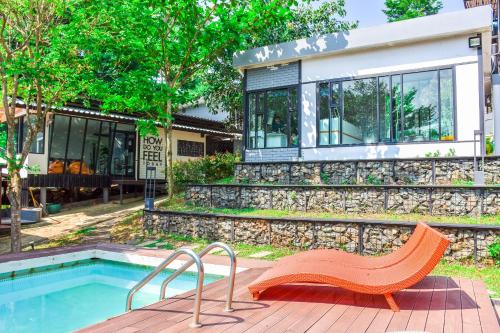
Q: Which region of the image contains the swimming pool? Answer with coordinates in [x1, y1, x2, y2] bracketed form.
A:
[0, 258, 223, 333]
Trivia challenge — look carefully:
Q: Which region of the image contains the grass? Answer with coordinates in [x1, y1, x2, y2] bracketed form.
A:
[432, 262, 500, 298]
[162, 195, 500, 226]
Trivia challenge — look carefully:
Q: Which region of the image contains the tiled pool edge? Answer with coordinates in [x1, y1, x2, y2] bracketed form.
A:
[0, 244, 248, 277]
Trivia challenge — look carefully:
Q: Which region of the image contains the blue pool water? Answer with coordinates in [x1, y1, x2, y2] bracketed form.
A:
[0, 259, 223, 333]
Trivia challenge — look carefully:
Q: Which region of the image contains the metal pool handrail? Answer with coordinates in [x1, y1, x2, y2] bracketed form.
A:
[159, 242, 237, 312]
[125, 248, 205, 328]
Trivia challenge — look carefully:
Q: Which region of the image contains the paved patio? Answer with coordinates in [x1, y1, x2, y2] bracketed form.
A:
[79, 268, 499, 333]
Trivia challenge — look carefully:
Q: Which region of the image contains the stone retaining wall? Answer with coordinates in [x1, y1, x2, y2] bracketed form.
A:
[143, 210, 500, 264]
[234, 157, 500, 185]
[185, 185, 500, 216]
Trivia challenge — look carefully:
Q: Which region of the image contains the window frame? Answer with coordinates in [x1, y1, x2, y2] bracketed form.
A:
[316, 66, 457, 148]
[245, 84, 300, 150]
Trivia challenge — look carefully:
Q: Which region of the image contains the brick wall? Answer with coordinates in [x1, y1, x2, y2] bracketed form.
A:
[245, 148, 299, 162]
[246, 62, 299, 91]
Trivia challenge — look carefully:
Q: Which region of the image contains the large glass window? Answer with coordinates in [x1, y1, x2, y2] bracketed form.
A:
[48, 115, 134, 176]
[318, 68, 455, 145]
[247, 87, 298, 148]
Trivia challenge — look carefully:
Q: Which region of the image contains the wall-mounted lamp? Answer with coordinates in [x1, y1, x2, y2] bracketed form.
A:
[469, 35, 482, 49]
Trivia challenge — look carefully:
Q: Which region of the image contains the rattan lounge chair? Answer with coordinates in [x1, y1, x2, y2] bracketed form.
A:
[248, 222, 449, 311]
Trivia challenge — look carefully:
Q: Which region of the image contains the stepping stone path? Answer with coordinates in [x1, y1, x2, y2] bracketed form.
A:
[220, 250, 239, 256]
[248, 251, 273, 258]
[208, 248, 223, 254]
[137, 240, 157, 248]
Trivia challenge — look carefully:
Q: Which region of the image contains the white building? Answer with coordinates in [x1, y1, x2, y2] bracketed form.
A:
[234, 6, 496, 161]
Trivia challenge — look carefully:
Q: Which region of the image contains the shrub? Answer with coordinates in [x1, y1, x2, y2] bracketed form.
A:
[486, 136, 495, 155]
[173, 153, 239, 191]
[488, 237, 500, 265]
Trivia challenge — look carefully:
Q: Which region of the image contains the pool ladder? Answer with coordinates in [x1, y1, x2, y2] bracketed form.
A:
[125, 242, 237, 328]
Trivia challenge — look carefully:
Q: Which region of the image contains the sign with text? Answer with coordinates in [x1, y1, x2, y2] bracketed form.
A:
[139, 132, 166, 180]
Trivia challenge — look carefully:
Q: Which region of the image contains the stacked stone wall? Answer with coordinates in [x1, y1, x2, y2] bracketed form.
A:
[234, 157, 500, 185]
[144, 211, 499, 263]
[185, 185, 500, 216]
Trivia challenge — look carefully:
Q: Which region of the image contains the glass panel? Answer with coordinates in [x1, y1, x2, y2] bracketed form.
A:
[440, 69, 454, 141]
[22, 117, 44, 154]
[266, 89, 288, 148]
[378, 76, 391, 142]
[82, 119, 101, 175]
[330, 83, 341, 145]
[248, 93, 257, 149]
[289, 88, 299, 147]
[256, 94, 265, 148]
[66, 117, 86, 174]
[402, 71, 439, 142]
[48, 115, 70, 174]
[112, 123, 136, 177]
[96, 122, 113, 175]
[391, 75, 403, 142]
[342, 78, 377, 144]
[318, 83, 330, 145]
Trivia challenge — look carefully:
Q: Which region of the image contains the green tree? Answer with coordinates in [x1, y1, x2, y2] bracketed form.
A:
[0, 0, 89, 252]
[202, 0, 357, 131]
[79, 0, 299, 198]
[383, 0, 442, 22]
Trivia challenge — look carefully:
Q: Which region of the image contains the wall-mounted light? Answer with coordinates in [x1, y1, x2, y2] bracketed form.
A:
[266, 65, 278, 71]
[469, 35, 482, 49]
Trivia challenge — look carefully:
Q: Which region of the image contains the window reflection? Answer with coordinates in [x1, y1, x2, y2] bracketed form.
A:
[247, 87, 298, 149]
[318, 68, 455, 145]
[402, 71, 439, 142]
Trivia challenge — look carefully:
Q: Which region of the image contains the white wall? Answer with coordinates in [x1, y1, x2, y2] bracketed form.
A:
[301, 36, 478, 82]
[26, 121, 50, 175]
[298, 35, 482, 160]
[301, 142, 476, 161]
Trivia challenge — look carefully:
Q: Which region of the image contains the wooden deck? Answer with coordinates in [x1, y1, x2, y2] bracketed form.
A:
[79, 268, 499, 333]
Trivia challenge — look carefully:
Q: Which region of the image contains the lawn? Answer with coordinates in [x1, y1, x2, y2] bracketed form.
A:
[162, 194, 500, 226]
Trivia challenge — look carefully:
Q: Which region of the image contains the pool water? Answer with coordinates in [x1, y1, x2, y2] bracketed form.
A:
[0, 259, 223, 333]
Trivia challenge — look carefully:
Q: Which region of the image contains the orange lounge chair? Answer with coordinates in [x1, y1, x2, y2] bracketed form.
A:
[248, 222, 449, 312]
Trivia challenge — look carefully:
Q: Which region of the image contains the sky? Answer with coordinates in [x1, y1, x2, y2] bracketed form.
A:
[341, 0, 467, 27]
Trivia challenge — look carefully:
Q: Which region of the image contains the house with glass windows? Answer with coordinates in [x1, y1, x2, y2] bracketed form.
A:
[0, 100, 238, 207]
[234, 6, 495, 161]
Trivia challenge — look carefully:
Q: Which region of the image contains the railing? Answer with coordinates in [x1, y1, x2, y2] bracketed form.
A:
[125, 242, 237, 328]
[125, 248, 205, 328]
[159, 242, 237, 312]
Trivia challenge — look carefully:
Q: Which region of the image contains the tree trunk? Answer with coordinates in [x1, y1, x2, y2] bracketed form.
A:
[164, 100, 174, 199]
[7, 171, 22, 253]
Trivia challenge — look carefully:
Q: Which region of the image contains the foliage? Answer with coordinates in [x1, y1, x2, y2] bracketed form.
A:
[202, 0, 357, 130]
[445, 148, 456, 157]
[172, 153, 239, 190]
[0, 0, 94, 252]
[486, 136, 495, 155]
[425, 150, 441, 158]
[488, 238, 500, 265]
[383, 0, 443, 22]
[0, 123, 5, 159]
[366, 174, 382, 185]
[75, 0, 301, 197]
